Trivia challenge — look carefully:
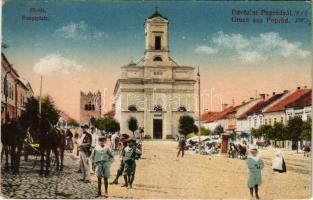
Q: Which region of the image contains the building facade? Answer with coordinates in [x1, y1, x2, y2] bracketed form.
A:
[1, 53, 33, 123]
[80, 91, 102, 125]
[114, 10, 195, 139]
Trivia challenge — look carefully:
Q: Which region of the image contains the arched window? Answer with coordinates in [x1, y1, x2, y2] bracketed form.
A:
[178, 106, 187, 112]
[153, 56, 162, 62]
[154, 105, 163, 112]
[85, 104, 89, 111]
[128, 105, 137, 112]
[91, 104, 95, 111]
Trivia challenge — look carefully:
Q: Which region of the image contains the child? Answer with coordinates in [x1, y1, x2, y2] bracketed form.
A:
[247, 146, 264, 199]
[122, 138, 141, 189]
[91, 137, 114, 197]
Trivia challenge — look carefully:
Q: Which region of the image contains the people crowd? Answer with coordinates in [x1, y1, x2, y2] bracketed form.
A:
[70, 124, 142, 197]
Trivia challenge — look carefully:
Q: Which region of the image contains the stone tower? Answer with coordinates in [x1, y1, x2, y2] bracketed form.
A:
[80, 91, 102, 125]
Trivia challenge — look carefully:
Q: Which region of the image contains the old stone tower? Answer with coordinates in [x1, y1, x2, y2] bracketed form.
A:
[80, 91, 102, 125]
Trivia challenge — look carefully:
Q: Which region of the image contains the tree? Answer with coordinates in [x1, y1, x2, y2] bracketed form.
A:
[106, 118, 120, 133]
[214, 125, 224, 136]
[300, 117, 311, 141]
[93, 117, 120, 134]
[229, 130, 236, 141]
[200, 127, 211, 136]
[258, 125, 273, 140]
[90, 117, 97, 127]
[128, 116, 138, 136]
[286, 116, 303, 142]
[251, 128, 261, 139]
[178, 115, 195, 136]
[68, 119, 79, 127]
[41, 95, 59, 125]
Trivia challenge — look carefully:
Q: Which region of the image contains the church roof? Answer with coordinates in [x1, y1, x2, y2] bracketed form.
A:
[148, 9, 168, 20]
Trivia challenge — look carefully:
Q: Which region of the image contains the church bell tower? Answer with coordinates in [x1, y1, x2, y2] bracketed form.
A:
[144, 8, 170, 66]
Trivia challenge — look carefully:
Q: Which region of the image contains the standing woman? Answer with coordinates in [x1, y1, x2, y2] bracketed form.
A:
[247, 146, 264, 199]
[272, 149, 287, 173]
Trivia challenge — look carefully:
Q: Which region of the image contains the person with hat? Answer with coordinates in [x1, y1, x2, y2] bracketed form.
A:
[78, 124, 92, 183]
[91, 136, 114, 197]
[247, 146, 264, 199]
[122, 138, 141, 189]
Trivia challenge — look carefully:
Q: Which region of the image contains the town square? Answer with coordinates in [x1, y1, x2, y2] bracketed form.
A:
[1, 1, 312, 199]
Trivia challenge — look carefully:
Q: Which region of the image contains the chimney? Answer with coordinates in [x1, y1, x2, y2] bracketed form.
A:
[266, 94, 270, 98]
[272, 92, 276, 96]
[297, 86, 301, 90]
[259, 93, 265, 100]
[222, 103, 228, 111]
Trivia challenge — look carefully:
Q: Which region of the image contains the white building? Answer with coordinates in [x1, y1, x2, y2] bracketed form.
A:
[114, 10, 195, 139]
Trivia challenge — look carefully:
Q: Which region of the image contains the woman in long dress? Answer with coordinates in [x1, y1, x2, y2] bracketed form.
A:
[247, 147, 264, 199]
[272, 149, 287, 173]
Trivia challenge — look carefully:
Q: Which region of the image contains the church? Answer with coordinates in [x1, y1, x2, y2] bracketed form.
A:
[113, 10, 195, 139]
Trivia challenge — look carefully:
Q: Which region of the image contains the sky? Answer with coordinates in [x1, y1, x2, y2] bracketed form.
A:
[2, 1, 312, 121]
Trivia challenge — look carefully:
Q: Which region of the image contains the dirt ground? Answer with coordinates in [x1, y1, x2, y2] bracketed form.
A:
[90, 140, 311, 199]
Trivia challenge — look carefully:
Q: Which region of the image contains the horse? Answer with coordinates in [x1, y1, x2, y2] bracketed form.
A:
[1, 118, 27, 173]
[237, 144, 247, 159]
[303, 144, 311, 157]
[38, 117, 66, 176]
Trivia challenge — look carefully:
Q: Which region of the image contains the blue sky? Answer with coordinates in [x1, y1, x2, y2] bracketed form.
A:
[2, 1, 312, 119]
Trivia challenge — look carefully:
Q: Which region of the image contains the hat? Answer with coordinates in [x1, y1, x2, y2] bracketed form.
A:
[81, 124, 89, 129]
[249, 145, 258, 152]
[126, 137, 136, 143]
[91, 126, 96, 130]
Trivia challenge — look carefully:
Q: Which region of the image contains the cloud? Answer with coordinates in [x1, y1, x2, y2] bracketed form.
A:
[55, 21, 107, 39]
[196, 31, 310, 63]
[33, 54, 85, 75]
[195, 46, 218, 55]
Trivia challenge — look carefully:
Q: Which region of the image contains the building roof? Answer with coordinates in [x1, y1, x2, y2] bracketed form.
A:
[264, 89, 311, 113]
[103, 109, 115, 117]
[199, 111, 219, 121]
[238, 93, 285, 119]
[58, 110, 74, 122]
[148, 9, 168, 20]
[204, 106, 237, 123]
[285, 89, 311, 109]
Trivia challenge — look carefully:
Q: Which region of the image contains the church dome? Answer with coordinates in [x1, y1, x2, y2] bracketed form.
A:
[127, 60, 136, 67]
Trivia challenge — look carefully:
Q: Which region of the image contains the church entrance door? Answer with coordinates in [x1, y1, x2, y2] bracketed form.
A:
[153, 119, 163, 139]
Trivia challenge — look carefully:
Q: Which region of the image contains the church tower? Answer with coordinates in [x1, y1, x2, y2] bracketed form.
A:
[144, 8, 171, 66]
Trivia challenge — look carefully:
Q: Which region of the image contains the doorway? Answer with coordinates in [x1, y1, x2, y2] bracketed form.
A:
[153, 119, 162, 139]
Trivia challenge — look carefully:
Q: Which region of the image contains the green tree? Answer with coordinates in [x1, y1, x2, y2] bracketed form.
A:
[178, 115, 195, 136]
[286, 116, 303, 141]
[128, 116, 138, 136]
[214, 125, 224, 136]
[251, 128, 261, 139]
[41, 95, 59, 125]
[90, 117, 97, 127]
[68, 119, 79, 127]
[200, 127, 211, 136]
[300, 117, 311, 141]
[258, 125, 273, 140]
[106, 118, 120, 133]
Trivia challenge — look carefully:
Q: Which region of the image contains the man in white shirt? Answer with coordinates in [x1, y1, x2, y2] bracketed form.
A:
[90, 127, 99, 172]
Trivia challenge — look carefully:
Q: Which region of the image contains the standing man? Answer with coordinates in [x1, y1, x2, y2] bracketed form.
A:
[111, 132, 118, 154]
[78, 124, 92, 183]
[90, 127, 99, 173]
[177, 136, 186, 159]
